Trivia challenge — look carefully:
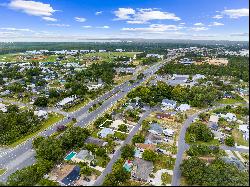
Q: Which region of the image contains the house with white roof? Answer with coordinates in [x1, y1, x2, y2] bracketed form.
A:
[163, 129, 175, 137]
[98, 128, 114, 138]
[209, 115, 219, 123]
[57, 96, 77, 107]
[0, 103, 7, 113]
[115, 49, 123, 52]
[34, 110, 48, 119]
[80, 50, 89, 53]
[176, 104, 190, 112]
[146, 54, 164, 59]
[161, 99, 177, 109]
[180, 58, 193, 65]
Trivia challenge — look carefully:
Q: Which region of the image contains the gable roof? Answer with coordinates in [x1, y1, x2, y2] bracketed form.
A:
[85, 137, 107, 147]
[149, 123, 163, 134]
[135, 143, 156, 151]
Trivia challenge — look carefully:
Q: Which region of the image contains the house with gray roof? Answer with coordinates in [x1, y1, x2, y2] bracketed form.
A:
[84, 137, 108, 147]
[148, 123, 163, 135]
[221, 157, 246, 171]
[132, 158, 154, 182]
[161, 99, 177, 109]
[71, 150, 94, 163]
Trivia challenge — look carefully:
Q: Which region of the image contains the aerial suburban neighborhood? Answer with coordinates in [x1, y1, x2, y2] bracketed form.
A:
[0, 0, 249, 186]
[0, 41, 248, 186]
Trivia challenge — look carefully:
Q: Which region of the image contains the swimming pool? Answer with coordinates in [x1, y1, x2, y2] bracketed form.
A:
[64, 151, 77, 161]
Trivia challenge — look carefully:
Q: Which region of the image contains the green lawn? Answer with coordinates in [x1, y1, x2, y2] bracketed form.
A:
[9, 113, 64, 148]
[232, 129, 249, 147]
[189, 139, 220, 146]
[95, 156, 110, 168]
[0, 168, 6, 176]
[218, 98, 245, 104]
[180, 177, 188, 186]
[63, 98, 90, 112]
[161, 173, 172, 185]
[153, 155, 176, 172]
[119, 180, 145, 186]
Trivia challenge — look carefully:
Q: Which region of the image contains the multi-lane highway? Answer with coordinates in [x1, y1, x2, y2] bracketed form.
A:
[0, 58, 173, 183]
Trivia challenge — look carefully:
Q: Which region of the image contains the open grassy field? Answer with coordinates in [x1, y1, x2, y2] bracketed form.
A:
[0, 52, 141, 64]
[232, 129, 249, 147]
[218, 98, 245, 104]
[82, 52, 139, 59]
[9, 113, 64, 148]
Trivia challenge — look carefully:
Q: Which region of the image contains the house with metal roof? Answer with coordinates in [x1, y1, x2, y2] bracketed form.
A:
[71, 150, 94, 163]
[98, 128, 114, 138]
[148, 123, 163, 135]
[132, 158, 154, 182]
[161, 99, 177, 109]
[84, 137, 108, 147]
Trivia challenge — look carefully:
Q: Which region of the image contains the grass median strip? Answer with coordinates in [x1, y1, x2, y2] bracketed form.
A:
[9, 113, 64, 148]
[0, 168, 6, 176]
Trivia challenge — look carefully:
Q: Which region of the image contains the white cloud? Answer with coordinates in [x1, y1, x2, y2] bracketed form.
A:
[114, 8, 180, 24]
[95, 11, 103, 15]
[82, 26, 92, 28]
[212, 14, 223, 19]
[122, 24, 183, 33]
[42, 17, 57, 22]
[114, 8, 135, 20]
[222, 8, 249, 18]
[194, 22, 204, 26]
[190, 27, 209, 31]
[75, 17, 86, 22]
[208, 22, 224, 26]
[230, 32, 249, 37]
[0, 27, 33, 32]
[96, 26, 110, 29]
[47, 24, 70, 27]
[8, 0, 57, 21]
[179, 22, 186, 25]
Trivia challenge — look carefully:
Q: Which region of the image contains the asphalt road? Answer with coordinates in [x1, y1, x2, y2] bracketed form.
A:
[0, 58, 171, 183]
[93, 109, 152, 186]
[171, 103, 249, 186]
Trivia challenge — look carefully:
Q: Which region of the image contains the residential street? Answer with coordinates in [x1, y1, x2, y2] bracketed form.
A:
[93, 109, 152, 186]
[171, 103, 248, 186]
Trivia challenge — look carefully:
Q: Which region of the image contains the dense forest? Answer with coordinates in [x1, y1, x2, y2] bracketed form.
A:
[0, 107, 40, 145]
[180, 157, 249, 186]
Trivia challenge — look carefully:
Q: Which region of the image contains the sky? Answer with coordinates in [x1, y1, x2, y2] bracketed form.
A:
[0, 0, 249, 42]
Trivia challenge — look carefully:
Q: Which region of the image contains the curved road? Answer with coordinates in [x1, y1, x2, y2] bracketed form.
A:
[171, 103, 249, 186]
